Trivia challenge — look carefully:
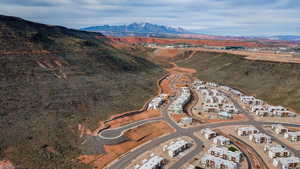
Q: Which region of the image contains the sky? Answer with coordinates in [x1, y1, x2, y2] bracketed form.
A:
[0, 0, 299, 36]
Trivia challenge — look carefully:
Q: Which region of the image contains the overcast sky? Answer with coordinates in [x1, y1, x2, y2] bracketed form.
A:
[0, 0, 299, 36]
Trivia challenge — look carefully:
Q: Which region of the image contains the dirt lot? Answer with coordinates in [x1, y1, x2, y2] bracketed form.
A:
[106, 110, 161, 128]
[78, 121, 174, 169]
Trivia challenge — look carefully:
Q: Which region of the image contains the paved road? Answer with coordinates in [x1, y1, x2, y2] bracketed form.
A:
[102, 71, 300, 169]
[99, 117, 163, 139]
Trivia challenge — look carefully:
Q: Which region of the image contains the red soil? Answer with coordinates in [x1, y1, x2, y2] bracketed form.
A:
[109, 36, 265, 48]
[78, 121, 174, 169]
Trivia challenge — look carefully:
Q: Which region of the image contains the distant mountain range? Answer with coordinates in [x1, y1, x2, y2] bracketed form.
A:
[81, 22, 192, 37]
[81, 23, 300, 42]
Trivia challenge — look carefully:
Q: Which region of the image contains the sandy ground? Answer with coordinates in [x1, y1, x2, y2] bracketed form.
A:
[106, 110, 161, 128]
[125, 136, 195, 169]
[253, 115, 300, 125]
[187, 47, 300, 64]
[78, 121, 175, 169]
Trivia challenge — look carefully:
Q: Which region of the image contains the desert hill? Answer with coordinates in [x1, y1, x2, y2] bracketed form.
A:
[0, 15, 163, 169]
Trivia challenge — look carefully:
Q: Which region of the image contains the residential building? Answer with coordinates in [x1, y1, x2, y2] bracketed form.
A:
[135, 154, 166, 169]
[268, 106, 287, 113]
[208, 146, 242, 163]
[180, 117, 193, 125]
[203, 103, 220, 112]
[201, 128, 217, 140]
[249, 133, 272, 144]
[200, 154, 237, 169]
[284, 132, 300, 142]
[213, 136, 231, 146]
[163, 139, 191, 157]
[237, 126, 259, 136]
[148, 94, 167, 110]
[264, 144, 290, 159]
[271, 124, 289, 134]
[273, 156, 300, 169]
[273, 110, 297, 117]
[218, 111, 233, 119]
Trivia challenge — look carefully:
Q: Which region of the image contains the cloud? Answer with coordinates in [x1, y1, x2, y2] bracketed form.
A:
[0, 0, 299, 35]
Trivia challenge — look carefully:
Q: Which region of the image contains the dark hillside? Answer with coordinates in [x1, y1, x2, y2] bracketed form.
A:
[0, 15, 163, 169]
[177, 51, 300, 113]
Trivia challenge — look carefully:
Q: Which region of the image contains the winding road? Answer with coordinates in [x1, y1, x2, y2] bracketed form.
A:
[98, 63, 300, 169]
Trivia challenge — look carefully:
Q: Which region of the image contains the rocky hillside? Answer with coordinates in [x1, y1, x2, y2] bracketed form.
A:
[0, 15, 163, 169]
[177, 51, 300, 113]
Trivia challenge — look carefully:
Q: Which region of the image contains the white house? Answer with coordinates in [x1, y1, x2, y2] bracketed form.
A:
[222, 104, 237, 113]
[208, 146, 242, 163]
[271, 124, 289, 134]
[251, 105, 266, 113]
[136, 154, 166, 169]
[273, 110, 297, 117]
[203, 103, 220, 112]
[240, 96, 263, 105]
[273, 156, 300, 169]
[284, 131, 300, 142]
[218, 111, 233, 119]
[201, 154, 237, 169]
[180, 117, 193, 125]
[264, 144, 290, 159]
[268, 106, 287, 113]
[201, 128, 217, 140]
[249, 133, 272, 144]
[163, 139, 191, 157]
[237, 126, 259, 136]
[168, 87, 191, 114]
[148, 94, 167, 110]
[213, 136, 231, 145]
[256, 110, 272, 117]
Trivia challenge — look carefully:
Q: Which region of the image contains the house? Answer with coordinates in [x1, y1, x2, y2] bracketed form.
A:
[203, 103, 220, 112]
[136, 154, 166, 169]
[163, 139, 191, 157]
[213, 136, 231, 145]
[218, 111, 233, 119]
[200, 89, 210, 96]
[147, 94, 167, 110]
[201, 128, 217, 139]
[180, 117, 193, 125]
[206, 82, 218, 87]
[208, 146, 242, 163]
[268, 106, 287, 113]
[204, 96, 214, 103]
[230, 89, 243, 96]
[237, 126, 259, 136]
[240, 96, 263, 105]
[284, 131, 300, 142]
[273, 110, 297, 117]
[271, 124, 289, 134]
[167, 87, 191, 114]
[273, 156, 300, 169]
[264, 144, 290, 159]
[222, 104, 237, 113]
[249, 133, 272, 144]
[200, 154, 237, 169]
[256, 110, 272, 117]
[251, 105, 266, 113]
